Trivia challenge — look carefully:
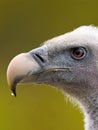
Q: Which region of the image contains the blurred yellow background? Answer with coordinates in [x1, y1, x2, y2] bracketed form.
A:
[1, 0, 98, 129]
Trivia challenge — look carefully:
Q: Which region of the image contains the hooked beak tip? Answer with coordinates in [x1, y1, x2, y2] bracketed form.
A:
[11, 90, 16, 97]
[11, 83, 17, 97]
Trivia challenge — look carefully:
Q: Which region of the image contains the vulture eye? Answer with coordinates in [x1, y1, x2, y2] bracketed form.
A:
[71, 47, 86, 60]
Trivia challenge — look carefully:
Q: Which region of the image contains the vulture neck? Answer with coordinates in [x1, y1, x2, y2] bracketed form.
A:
[84, 112, 98, 130]
[62, 83, 98, 130]
[80, 92, 98, 130]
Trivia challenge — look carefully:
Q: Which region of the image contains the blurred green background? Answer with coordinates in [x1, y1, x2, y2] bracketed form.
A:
[1, 0, 98, 129]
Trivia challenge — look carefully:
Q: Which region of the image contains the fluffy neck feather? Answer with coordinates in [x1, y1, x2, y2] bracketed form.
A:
[79, 91, 98, 130]
[62, 82, 98, 130]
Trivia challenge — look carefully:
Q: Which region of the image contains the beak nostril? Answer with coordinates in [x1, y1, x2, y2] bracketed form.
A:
[35, 54, 45, 63]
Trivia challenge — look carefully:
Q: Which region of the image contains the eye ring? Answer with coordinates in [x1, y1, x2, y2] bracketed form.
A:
[71, 47, 86, 60]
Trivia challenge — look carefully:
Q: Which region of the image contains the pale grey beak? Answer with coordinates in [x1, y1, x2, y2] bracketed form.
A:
[7, 53, 41, 96]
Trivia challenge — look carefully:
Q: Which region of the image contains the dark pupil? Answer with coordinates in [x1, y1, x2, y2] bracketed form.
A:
[73, 48, 84, 57]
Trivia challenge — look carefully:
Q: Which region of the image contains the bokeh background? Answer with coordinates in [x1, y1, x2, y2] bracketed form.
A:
[0, 0, 98, 129]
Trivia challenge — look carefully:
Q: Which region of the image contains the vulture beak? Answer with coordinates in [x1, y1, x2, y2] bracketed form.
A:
[7, 53, 41, 96]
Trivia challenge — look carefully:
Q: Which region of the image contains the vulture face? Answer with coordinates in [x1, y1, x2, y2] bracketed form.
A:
[7, 26, 98, 130]
[7, 26, 98, 101]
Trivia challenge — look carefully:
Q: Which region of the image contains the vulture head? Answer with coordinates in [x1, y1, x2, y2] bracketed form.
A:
[7, 26, 98, 130]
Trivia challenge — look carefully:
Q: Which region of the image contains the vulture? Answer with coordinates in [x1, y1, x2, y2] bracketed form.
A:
[7, 25, 98, 130]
